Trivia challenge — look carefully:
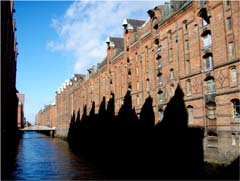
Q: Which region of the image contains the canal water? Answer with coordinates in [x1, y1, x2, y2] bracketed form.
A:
[9, 132, 106, 180]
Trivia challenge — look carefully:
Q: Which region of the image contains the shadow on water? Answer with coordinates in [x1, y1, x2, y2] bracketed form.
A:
[67, 84, 239, 180]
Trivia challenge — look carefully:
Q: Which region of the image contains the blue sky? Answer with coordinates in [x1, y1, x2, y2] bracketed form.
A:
[15, 0, 162, 124]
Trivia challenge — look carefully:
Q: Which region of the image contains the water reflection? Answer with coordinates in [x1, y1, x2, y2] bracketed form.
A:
[10, 132, 105, 180]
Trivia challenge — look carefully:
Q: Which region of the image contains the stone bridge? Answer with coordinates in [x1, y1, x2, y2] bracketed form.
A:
[20, 125, 56, 137]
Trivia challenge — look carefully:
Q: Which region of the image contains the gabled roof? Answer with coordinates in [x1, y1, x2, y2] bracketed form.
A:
[122, 18, 145, 31]
[106, 37, 124, 49]
[97, 57, 107, 70]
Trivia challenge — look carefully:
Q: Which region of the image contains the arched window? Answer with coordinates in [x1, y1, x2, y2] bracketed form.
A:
[204, 76, 215, 93]
[187, 105, 194, 124]
[170, 68, 174, 80]
[202, 30, 212, 49]
[203, 52, 213, 71]
[230, 67, 237, 87]
[228, 42, 235, 59]
[183, 20, 188, 33]
[186, 79, 191, 96]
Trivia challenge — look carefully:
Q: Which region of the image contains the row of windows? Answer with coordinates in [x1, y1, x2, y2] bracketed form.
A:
[185, 66, 237, 96]
[164, 11, 235, 75]
[187, 98, 239, 124]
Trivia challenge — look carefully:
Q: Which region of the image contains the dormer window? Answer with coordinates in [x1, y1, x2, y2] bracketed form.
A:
[147, 9, 155, 19]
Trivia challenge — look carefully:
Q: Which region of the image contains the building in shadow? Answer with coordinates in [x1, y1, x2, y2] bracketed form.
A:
[2, 0, 21, 178]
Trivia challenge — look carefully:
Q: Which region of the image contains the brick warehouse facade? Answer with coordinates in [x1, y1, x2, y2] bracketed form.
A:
[35, 104, 56, 128]
[36, 0, 239, 163]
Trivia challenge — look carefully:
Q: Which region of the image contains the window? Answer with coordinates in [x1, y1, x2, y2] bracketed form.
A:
[160, 110, 164, 122]
[169, 48, 173, 60]
[232, 133, 236, 146]
[207, 105, 216, 120]
[186, 80, 191, 96]
[200, 0, 206, 7]
[183, 21, 188, 33]
[226, 0, 230, 8]
[229, 42, 235, 59]
[136, 66, 139, 76]
[187, 105, 193, 124]
[206, 79, 215, 93]
[153, 18, 159, 30]
[185, 59, 191, 75]
[231, 99, 240, 119]
[230, 68, 237, 87]
[136, 81, 140, 90]
[168, 31, 172, 42]
[159, 92, 164, 104]
[227, 17, 232, 31]
[170, 84, 175, 97]
[205, 55, 213, 71]
[137, 95, 140, 106]
[185, 40, 189, 53]
[159, 74, 163, 86]
[146, 79, 150, 91]
[203, 33, 212, 48]
[202, 18, 208, 27]
[170, 68, 174, 80]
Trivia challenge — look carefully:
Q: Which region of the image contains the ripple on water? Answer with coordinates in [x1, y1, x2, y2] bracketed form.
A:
[10, 132, 105, 180]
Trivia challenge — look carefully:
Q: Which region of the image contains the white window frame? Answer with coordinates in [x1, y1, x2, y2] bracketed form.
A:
[227, 17, 232, 31]
[205, 55, 213, 71]
[186, 80, 192, 96]
[202, 18, 208, 27]
[229, 42, 235, 59]
[188, 106, 194, 124]
[206, 79, 215, 93]
[230, 68, 237, 87]
[203, 33, 212, 48]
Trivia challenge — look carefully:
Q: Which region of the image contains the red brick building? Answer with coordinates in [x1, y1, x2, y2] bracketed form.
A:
[2, 0, 21, 176]
[39, 0, 239, 163]
[35, 104, 56, 128]
[2, 0, 19, 150]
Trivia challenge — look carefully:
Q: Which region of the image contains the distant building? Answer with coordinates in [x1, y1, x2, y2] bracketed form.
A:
[35, 103, 56, 128]
[38, 0, 240, 163]
[17, 93, 25, 128]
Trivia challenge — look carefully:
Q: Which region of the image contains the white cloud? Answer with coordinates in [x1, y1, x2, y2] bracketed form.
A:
[48, 0, 162, 74]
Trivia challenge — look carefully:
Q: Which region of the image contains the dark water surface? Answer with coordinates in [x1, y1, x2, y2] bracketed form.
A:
[9, 132, 105, 180]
